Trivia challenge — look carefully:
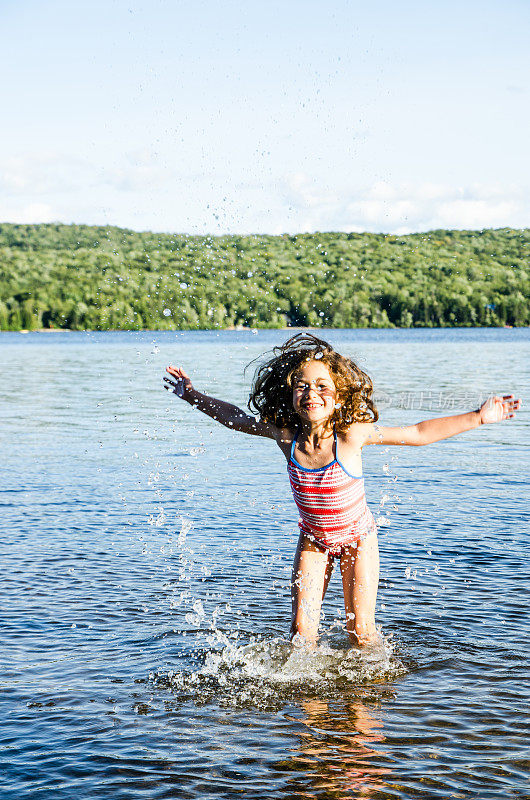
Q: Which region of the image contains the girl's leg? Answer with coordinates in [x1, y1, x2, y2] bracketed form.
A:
[340, 530, 380, 646]
[290, 533, 334, 645]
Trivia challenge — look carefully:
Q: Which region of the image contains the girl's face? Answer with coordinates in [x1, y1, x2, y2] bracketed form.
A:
[292, 360, 337, 424]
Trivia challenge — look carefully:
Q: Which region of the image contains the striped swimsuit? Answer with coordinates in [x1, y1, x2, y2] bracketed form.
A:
[287, 430, 377, 557]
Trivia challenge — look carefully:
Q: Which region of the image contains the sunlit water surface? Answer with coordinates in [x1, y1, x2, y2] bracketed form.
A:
[1, 328, 529, 799]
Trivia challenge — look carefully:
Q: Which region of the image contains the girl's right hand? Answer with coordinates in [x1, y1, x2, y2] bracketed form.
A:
[164, 366, 194, 400]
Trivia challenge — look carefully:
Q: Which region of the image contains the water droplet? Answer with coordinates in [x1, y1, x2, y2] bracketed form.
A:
[178, 517, 193, 546]
[192, 599, 205, 617]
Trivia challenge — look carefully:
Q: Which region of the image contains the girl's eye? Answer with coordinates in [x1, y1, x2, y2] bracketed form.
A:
[295, 383, 332, 390]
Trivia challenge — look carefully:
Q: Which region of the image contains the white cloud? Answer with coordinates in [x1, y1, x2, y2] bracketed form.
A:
[436, 199, 518, 229]
[1, 155, 93, 195]
[283, 172, 338, 210]
[0, 202, 55, 224]
[1, 154, 528, 234]
[281, 175, 530, 233]
[0, 152, 192, 198]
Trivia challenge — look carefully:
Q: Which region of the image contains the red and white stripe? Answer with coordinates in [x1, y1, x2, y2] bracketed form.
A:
[287, 459, 377, 555]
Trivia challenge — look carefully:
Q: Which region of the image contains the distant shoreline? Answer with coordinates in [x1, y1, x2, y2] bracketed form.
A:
[1, 223, 529, 331]
[8, 324, 521, 334]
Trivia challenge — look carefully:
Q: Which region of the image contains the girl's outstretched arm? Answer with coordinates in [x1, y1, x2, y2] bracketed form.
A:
[164, 365, 276, 438]
[359, 394, 521, 447]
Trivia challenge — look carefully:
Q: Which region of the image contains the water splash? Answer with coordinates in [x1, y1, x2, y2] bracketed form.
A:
[177, 516, 193, 547]
[147, 508, 166, 527]
[151, 632, 407, 709]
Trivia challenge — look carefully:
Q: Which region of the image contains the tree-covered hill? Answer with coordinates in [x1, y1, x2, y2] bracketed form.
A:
[0, 223, 528, 330]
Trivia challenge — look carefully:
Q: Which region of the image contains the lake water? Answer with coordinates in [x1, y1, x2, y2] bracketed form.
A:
[1, 328, 529, 799]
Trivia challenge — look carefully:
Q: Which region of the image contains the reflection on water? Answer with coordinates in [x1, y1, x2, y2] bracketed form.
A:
[287, 697, 391, 799]
[153, 632, 400, 797]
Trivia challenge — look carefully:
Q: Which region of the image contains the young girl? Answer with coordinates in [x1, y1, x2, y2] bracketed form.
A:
[163, 333, 521, 648]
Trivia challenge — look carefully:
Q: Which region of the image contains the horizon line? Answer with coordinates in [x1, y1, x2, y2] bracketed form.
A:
[0, 221, 528, 239]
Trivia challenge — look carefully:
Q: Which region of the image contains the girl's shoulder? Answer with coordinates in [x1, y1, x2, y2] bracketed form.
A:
[273, 426, 297, 460]
[339, 422, 374, 450]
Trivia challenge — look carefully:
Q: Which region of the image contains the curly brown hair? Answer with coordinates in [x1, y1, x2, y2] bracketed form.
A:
[247, 332, 378, 431]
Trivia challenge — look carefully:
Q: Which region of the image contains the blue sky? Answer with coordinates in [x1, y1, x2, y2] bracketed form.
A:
[1, 0, 529, 234]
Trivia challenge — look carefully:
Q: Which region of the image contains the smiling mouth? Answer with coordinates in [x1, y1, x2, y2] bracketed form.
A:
[301, 402, 323, 409]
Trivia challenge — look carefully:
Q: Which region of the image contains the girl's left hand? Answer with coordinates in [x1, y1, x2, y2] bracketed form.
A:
[479, 394, 521, 424]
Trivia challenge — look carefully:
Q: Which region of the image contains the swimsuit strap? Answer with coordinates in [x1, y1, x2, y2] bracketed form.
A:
[333, 427, 363, 479]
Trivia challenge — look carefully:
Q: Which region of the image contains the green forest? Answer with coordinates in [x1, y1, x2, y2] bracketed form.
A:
[0, 223, 528, 330]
